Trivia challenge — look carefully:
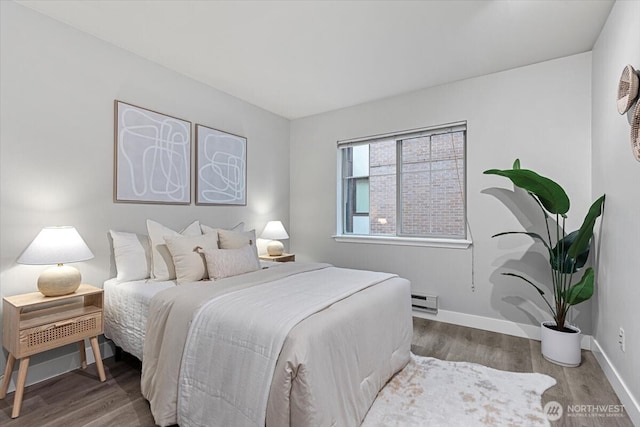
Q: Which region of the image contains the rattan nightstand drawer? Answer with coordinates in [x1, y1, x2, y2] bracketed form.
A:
[18, 311, 103, 357]
[2, 285, 104, 358]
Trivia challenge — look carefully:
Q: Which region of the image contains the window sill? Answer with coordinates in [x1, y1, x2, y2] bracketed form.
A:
[332, 235, 472, 249]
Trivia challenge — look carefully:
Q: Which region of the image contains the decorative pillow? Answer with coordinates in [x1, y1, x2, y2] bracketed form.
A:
[255, 238, 269, 256]
[164, 232, 219, 284]
[147, 219, 201, 281]
[218, 228, 254, 248]
[109, 230, 151, 281]
[200, 221, 245, 235]
[202, 244, 261, 281]
[218, 228, 259, 260]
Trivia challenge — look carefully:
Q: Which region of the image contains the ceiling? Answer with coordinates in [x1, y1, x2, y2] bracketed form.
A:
[18, 0, 614, 119]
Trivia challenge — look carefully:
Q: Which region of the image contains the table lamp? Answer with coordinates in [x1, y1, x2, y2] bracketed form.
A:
[17, 226, 94, 297]
[260, 221, 289, 256]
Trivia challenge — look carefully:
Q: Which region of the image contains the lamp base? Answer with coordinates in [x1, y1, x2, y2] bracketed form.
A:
[266, 240, 284, 256]
[37, 264, 81, 297]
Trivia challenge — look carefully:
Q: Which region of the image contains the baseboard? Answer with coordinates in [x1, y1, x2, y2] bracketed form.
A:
[412, 309, 592, 350]
[591, 338, 640, 426]
[1, 339, 115, 395]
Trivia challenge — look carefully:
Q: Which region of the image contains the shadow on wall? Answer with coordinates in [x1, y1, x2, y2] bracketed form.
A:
[481, 186, 593, 333]
[489, 249, 549, 326]
[487, 252, 593, 333]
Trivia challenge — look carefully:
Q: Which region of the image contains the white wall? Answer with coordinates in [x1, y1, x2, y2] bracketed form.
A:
[591, 0, 640, 417]
[0, 2, 290, 380]
[290, 53, 593, 334]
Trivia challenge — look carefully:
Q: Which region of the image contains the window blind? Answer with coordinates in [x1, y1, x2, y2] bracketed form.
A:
[337, 121, 467, 148]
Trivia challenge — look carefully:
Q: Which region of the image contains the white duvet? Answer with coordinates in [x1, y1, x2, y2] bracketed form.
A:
[140, 263, 413, 427]
[178, 266, 398, 427]
[103, 278, 174, 360]
[103, 261, 280, 360]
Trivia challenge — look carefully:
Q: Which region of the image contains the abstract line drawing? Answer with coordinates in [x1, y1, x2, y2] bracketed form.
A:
[114, 101, 191, 204]
[196, 124, 247, 205]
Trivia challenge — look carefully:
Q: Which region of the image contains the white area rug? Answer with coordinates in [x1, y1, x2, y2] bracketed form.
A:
[362, 353, 556, 427]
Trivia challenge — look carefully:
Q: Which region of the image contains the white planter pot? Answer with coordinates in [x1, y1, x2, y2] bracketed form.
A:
[540, 321, 582, 367]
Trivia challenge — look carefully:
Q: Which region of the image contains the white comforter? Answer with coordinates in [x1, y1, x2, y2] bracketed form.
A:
[103, 278, 175, 360]
[178, 266, 397, 427]
[141, 263, 412, 427]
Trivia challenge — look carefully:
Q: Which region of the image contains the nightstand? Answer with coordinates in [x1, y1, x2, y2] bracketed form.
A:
[0, 284, 106, 418]
[259, 253, 295, 262]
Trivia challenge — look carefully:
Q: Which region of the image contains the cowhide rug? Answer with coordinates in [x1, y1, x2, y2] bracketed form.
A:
[362, 353, 556, 426]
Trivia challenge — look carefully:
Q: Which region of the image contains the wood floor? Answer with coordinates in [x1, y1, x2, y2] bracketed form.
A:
[411, 318, 633, 427]
[0, 318, 633, 426]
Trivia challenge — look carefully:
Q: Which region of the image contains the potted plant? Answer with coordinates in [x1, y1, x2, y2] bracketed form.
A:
[484, 159, 605, 367]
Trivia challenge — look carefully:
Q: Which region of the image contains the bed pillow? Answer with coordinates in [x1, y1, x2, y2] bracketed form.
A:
[165, 232, 219, 283]
[200, 221, 245, 235]
[109, 230, 151, 281]
[218, 228, 260, 259]
[255, 238, 269, 256]
[218, 228, 255, 248]
[147, 219, 201, 281]
[202, 244, 261, 281]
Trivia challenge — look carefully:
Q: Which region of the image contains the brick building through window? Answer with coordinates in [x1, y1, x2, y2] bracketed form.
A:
[340, 123, 466, 239]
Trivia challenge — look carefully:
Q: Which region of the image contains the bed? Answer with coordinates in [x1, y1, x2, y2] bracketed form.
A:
[104, 224, 412, 427]
[103, 260, 280, 360]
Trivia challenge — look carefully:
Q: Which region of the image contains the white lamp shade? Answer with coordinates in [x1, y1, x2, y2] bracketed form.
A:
[260, 221, 289, 240]
[17, 226, 94, 265]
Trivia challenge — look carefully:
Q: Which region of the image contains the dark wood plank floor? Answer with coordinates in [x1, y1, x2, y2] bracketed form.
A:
[0, 318, 633, 426]
[411, 318, 633, 427]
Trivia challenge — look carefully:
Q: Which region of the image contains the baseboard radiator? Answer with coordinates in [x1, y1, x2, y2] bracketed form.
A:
[411, 293, 438, 314]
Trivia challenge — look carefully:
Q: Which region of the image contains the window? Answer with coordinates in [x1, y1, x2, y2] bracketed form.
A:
[339, 122, 466, 241]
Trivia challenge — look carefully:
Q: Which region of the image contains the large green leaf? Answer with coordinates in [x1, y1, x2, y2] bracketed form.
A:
[551, 230, 590, 273]
[567, 195, 606, 259]
[483, 167, 570, 215]
[511, 160, 550, 219]
[564, 268, 595, 306]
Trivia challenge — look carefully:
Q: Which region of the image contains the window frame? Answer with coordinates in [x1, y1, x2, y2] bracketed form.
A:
[335, 122, 471, 249]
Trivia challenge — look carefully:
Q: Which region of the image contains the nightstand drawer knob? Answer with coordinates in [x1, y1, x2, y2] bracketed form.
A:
[53, 319, 76, 328]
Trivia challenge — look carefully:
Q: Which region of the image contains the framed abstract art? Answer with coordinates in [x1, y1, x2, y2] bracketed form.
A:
[114, 100, 191, 204]
[195, 124, 247, 205]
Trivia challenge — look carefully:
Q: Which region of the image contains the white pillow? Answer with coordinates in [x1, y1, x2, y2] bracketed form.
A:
[200, 221, 245, 235]
[202, 245, 261, 281]
[165, 232, 219, 284]
[218, 228, 260, 260]
[256, 238, 269, 256]
[218, 228, 255, 248]
[147, 219, 201, 281]
[109, 230, 151, 281]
